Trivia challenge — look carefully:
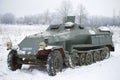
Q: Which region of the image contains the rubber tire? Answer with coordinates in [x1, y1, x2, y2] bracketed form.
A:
[47, 50, 63, 76]
[7, 50, 22, 71]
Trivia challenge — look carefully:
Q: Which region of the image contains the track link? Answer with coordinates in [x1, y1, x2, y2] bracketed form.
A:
[70, 47, 110, 67]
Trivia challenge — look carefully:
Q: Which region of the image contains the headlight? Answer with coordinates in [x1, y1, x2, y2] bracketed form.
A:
[6, 42, 12, 50]
[39, 42, 46, 50]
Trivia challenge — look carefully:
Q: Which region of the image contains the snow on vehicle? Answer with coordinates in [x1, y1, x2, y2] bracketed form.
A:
[6, 16, 114, 76]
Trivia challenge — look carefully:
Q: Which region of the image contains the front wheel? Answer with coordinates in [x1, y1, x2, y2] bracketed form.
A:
[7, 50, 22, 71]
[47, 50, 63, 76]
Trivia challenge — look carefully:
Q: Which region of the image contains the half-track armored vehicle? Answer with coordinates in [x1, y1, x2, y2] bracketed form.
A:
[7, 16, 114, 76]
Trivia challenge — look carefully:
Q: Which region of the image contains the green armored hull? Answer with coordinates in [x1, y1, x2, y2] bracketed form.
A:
[7, 16, 114, 76]
[19, 24, 114, 53]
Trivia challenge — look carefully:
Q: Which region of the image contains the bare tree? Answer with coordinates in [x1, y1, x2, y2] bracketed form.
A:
[117, 11, 120, 26]
[112, 9, 116, 26]
[0, 14, 1, 23]
[76, 4, 87, 25]
[43, 10, 51, 24]
[16, 17, 24, 24]
[1, 13, 16, 24]
[57, 0, 73, 23]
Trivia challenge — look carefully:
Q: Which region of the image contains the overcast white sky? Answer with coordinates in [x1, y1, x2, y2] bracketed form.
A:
[0, 0, 120, 17]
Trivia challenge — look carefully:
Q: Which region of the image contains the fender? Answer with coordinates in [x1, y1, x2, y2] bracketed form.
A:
[37, 46, 64, 56]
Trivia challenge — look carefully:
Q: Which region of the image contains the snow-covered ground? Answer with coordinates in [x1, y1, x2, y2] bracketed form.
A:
[0, 24, 120, 80]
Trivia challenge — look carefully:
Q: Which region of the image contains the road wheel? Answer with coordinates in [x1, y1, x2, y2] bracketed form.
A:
[7, 50, 22, 71]
[100, 50, 106, 60]
[64, 53, 76, 68]
[47, 50, 63, 76]
[85, 52, 93, 65]
[101, 47, 110, 60]
[93, 51, 101, 62]
[70, 52, 79, 68]
[104, 47, 110, 59]
[80, 53, 86, 66]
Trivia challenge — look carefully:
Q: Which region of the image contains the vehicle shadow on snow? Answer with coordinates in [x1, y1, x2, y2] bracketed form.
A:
[20, 65, 68, 75]
[21, 65, 48, 74]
